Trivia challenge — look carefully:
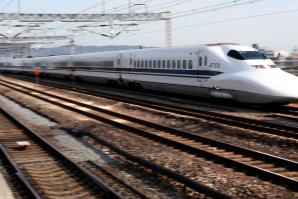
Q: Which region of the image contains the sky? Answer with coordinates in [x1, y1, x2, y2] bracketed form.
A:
[0, 0, 297, 52]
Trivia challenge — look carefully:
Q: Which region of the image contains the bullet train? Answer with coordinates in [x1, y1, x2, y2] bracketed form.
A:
[0, 43, 297, 104]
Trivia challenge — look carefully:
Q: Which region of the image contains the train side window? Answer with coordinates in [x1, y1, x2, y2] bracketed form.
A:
[134, 61, 137, 68]
[183, 60, 187, 69]
[199, 57, 202, 66]
[167, 60, 171, 69]
[158, 60, 161, 68]
[188, 60, 193, 69]
[162, 60, 166, 68]
[137, 60, 140, 68]
[141, 60, 144, 68]
[177, 60, 181, 69]
[130, 58, 133, 65]
[172, 60, 176, 69]
[204, 56, 207, 66]
[149, 60, 152, 68]
[145, 60, 148, 68]
[153, 60, 157, 68]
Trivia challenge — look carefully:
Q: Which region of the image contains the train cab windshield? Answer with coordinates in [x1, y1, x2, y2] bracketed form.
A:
[228, 50, 268, 60]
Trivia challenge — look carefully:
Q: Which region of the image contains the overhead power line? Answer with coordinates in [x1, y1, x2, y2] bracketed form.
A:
[171, 0, 263, 19]
[63, 0, 265, 47]
[102, 8, 298, 39]
[0, 35, 70, 42]
[174, 8, 298, 30]
[77, 0, 116, 14]
[0, 0, 14, 12]
[149, 0, 194, 12]
[119, 0, 261, 36]
[105, 0, 155, 13]
[0, 12, 168, 22]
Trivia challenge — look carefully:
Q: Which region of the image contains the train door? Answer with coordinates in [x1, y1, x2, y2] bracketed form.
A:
[197, 51, 208, 82]
[68, 56, 75, 77]
[128, 53, 133, 79]
[116, 53, 122, 79]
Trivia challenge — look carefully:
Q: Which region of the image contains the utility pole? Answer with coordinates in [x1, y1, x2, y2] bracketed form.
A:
[163, 12, 172, 47]
[128, 0, 132, 14]
[102, 0, 106, 13]
[69, 37, 75, 55]
[165, 19, 172, 47]
[24, 43, 32, 58]
[17, 0, 21, 19]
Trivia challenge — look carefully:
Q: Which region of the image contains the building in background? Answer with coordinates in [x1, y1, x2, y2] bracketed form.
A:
[290, 47, 298, 59]
[252, 43, 275, 60]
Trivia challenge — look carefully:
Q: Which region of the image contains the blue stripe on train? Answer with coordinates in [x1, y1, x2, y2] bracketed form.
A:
[14, 66, 223, 79]
[50, 67, 223, 76]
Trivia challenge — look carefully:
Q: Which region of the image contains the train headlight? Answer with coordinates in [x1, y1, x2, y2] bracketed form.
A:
[268, 64, 278, 68]
[251, 65, 265, 69]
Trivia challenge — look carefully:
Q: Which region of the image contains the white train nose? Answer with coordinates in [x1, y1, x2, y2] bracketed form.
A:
[213, 69, 298, 104]
[271, 76, 298, 98]
[257, 70, 298, 103]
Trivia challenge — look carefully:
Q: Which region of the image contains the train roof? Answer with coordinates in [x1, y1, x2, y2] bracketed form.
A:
[0, 43, 254, 62]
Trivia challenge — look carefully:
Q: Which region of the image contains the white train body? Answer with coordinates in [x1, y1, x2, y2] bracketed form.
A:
[0, 43, 297, 104]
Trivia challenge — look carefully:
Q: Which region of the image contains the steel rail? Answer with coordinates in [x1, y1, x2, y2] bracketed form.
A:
[0, 80, 297, 191]
[3, 75, 298, 139]
[77, 131, 232, 199]
[0, 106, 124, 199]
[0, 76, 233, 199]
[84, 161, 150, 199]
[0, 145, 42, 199]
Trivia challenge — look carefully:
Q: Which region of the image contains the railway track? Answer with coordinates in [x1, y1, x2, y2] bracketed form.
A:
[0, 78, 297, 192]
[76, 131, 233, 199]
[83, 161, 150, 199]
[0, 77, 232, 199]
[262, 105, 298, 119]
[0, 106, 123, 199]
[4, 75, 298, 139]
[0, 146, 38, 199]
[6, 74, 298, 120]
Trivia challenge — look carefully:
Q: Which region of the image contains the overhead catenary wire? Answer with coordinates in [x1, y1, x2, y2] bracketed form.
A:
[37, 0, 151, 37]
[25, 0, 292, 50]
[149, 0, 195, 12]
[170, 0, 264, 19]
[40, 0, 265, 47]
[104, 0, 152, 13]
[122, 8, 298, 37]
[76, 0, 111, 14]
[0, 0, 15, 12]
[20, 0, 193, 47]
[169, 0, 244, 15]
[76, 6, 298, 46]
[108, 0, 263, 36]
[35, 0, 161, 47]
[76, 0, 256, 37]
